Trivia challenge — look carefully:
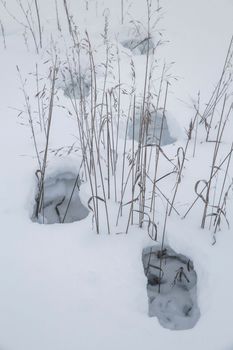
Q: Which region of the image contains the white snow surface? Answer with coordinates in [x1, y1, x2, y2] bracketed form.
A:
[0, 1, 233, 350]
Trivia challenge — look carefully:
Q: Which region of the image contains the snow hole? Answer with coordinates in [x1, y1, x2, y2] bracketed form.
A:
[142, 245, 200, 330]
[121, 36, 155, 55]
[63, 75, 90, 99]
[128, 111, 176, 146]
[33, 172, 89, 224]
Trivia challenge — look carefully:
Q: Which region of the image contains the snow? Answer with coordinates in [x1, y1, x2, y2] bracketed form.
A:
[142, 245, 200, 330]
[128, 111, 177, 145]
[33, 168, 89, 224]
[0, 0, 233, 349]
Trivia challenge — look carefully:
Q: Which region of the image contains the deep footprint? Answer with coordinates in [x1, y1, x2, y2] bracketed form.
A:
[142, 245, 200, 330]
[121, 37, 155, 55]
[128, 111, 176, 146]
[63, 75, 90, 99]
[32, 171, 89, 224]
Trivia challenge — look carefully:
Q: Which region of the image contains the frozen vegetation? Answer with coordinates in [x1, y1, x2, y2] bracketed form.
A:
[0, 0, 233, 349]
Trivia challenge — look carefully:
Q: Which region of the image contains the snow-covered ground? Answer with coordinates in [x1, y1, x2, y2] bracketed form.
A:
[0, 1, 233, 349]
